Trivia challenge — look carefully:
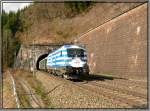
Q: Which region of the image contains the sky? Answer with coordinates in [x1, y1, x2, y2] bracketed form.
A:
[2, 1, 32, 13]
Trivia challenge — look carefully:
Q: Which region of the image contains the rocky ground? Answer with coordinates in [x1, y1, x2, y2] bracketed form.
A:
[2, 69, 148, 109]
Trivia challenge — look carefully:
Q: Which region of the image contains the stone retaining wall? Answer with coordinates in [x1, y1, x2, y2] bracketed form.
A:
[75, 3, 147, 78]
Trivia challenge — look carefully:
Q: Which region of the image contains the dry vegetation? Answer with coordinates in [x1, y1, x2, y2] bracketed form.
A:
[16, 2, 142, 44]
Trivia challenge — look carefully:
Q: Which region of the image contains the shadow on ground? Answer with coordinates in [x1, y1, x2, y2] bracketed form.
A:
[71, 74, 128, 82]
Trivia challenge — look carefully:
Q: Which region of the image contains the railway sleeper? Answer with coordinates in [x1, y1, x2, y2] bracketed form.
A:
[82, 83, 147, 108]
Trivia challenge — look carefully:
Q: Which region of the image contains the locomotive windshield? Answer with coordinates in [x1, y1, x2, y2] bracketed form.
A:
[67, 48, 85, 57]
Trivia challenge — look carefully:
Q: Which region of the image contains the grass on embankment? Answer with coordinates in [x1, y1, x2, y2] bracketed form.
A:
[23, 72, 54, 108]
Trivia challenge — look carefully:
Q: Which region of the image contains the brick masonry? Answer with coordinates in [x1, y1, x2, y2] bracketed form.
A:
[75, 3, 147, 79]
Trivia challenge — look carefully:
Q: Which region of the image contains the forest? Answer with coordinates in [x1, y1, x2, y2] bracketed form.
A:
[2, 2, 93, 69]
[2, 10, 22, 68]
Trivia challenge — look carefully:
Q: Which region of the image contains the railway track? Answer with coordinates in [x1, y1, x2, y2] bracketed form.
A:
[73, 81, 147, 108]
[104, 79, 147, 89]
[5, 69, 147, 108]
[72, 81, 132, 108]
[89, 81, 147, 103]
[12, 71, 45, 108]
[19, 78, 45, 108]
[90, 81, 147, 99]
[35, 71, 148, 108]
[45, 71, 147, 98]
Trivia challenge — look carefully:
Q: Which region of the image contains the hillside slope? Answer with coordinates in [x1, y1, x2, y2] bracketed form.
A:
[16, 2, 142, 44]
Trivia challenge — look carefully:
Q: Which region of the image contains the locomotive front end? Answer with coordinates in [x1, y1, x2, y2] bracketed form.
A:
[64, 47, 89, 79]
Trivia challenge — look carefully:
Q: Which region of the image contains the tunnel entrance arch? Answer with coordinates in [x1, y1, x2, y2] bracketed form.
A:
[36, 53, 48, 70]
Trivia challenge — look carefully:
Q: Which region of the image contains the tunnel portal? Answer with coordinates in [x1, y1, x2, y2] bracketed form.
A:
[36, 53, 48, 70]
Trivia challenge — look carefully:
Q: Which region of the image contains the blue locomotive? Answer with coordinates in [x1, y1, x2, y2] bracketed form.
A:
[39, 44, 89, 79]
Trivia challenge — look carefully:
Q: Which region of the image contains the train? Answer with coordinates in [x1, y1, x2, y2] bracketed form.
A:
[39, 44, 89, 79]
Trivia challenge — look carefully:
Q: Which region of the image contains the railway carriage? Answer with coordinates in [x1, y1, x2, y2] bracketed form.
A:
[39, 57, 47, 71]
[39, 44, 89, 79]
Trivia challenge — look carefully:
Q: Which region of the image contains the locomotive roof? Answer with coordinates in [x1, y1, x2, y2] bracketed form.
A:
[61, 45, 86, 50]
[48, 45, 86, 56]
